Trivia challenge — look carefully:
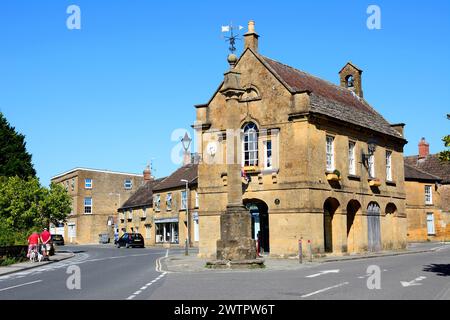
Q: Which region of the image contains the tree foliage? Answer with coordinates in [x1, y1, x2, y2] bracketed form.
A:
[0, 177, 72, 245]
[438, 135, 450, 162]
[0, 112, 36, 179]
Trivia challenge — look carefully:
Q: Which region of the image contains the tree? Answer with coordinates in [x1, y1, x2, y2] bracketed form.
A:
[439, 135, 450, 162]
[0, 112, 36, 179]
[0, 177, 71, 245]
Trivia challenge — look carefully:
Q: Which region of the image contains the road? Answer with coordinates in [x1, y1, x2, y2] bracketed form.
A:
[0, 244, 449, 300]
[0, 245, 172, 300]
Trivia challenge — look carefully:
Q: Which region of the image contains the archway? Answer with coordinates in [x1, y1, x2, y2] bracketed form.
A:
[346, 200, 361, 253]
[385, 203, 397, 249]
[367, 202, 381, 252]
[323, 198, 340, 253]
[244, 199, 270, 254]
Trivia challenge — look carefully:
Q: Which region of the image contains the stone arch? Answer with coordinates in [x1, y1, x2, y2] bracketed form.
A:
[367, 202, 381, 252]
[346, 200, 362, 253]
[323, 197, 340, 253]
[384, 202, 398, 250]
[243, 198, 270, 254]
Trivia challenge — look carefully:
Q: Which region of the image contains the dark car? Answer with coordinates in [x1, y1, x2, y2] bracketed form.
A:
[51, 234, 65, 246]
[116, 233, 145, 248]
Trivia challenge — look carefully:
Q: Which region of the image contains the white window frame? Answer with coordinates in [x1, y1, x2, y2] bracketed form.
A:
[326, 136, 335, 172]
[194, 214, 199, 242]
[84, 197, 92, 214]
[427, 212, 435, 235]
[142, 208, 147, 218]
[124, 179, 133, 190]
[242, 123, 259, 167]
[127, 209, 133, 220]
[181, 190, 187, 210]
[264, 139, 273, 169]
[195, 191, 199, 208]
[166, 193, 172, 211]
[386, 151, 392, 181]
[154, 194, 161, 211]
[71, 178, 75, 191]
[85, 178, 92, 189]
[425, 185, 433, 205]
[368, 154, 375, 178]
[348, 141, 356, 175]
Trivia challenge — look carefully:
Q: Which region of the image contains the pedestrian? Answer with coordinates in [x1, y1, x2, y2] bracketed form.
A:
[40, 227, 52, 261]
[27, 232, 39, 259]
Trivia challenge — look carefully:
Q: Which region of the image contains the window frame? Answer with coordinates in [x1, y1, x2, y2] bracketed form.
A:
[348, 141, 356, 175]
[368, 154, 375, 179]
[425, 185, 433, 205]
[264, 139, 273, 169]
[386, 150, 392, 181]
[154, 194, 161, 211]
[181, 190, 187, 210]
[326, 136, 335, 172]
[84, 178, 93, 189]
[166, 193, 172, 211]
[242, 122, 259, 167]
[427, 212, 436, 235]
[84, 197, 93, 214]
[124, 179, 133, 190]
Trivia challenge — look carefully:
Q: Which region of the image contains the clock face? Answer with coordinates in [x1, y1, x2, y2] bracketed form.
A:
[207, 142, 217, 156]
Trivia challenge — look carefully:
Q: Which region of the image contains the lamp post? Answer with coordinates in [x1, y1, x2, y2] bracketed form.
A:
[181, 179, 189, 255]
[181, 132, 192, 165]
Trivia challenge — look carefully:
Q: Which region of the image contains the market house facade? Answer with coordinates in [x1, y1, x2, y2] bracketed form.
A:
[194, 21, 408, 258]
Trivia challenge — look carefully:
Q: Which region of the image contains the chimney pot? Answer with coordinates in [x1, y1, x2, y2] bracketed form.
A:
[244, 20, 259, 52]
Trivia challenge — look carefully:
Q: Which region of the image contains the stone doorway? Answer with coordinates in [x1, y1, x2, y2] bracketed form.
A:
[346, 200, 361, 253]
[244, 199, 270, 254]
[323, 198, 340, 253]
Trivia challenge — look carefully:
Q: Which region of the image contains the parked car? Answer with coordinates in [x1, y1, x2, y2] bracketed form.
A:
[51, 234, 65, 246]
[116, 233, 145, 248]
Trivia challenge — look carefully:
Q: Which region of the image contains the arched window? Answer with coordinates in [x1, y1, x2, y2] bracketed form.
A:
[243, 122, 258, 166]
[346, 75, 354, 88]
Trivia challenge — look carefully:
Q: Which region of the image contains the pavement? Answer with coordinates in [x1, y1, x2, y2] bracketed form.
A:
[161, 242, 450, 273]
[0, 250, 75, 276]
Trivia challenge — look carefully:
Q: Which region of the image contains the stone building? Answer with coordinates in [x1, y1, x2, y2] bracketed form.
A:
[194, 21, 408, 258]
[151, 164, 199, 248]
[405, 138, 450, 242]
[117, 166, 165, 245]
[118, 163, 199, 248]
[51, 167, 145, 244]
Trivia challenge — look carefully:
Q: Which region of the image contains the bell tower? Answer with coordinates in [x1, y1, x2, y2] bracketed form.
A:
[339, 62, 363, 98]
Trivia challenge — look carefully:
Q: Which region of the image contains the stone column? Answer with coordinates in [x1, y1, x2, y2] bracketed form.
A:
[214, 54, 258, 262]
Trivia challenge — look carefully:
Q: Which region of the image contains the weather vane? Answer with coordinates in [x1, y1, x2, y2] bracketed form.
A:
[221, 22, 244, 54]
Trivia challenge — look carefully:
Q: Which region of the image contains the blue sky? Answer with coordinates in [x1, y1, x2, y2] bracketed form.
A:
[0, 0, 449, 186]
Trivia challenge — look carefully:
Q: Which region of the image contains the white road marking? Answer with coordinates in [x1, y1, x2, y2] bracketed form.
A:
[165, 249, 169, 257]
[126, 272, 167, 300]
[0, 280, 43, 292]
[401, 276, 426, 287]
[306, 270, 340, 278]
[301, 282, 349, 298]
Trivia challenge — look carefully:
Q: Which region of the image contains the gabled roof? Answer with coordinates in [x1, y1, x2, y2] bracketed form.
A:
[405, 154, 450, 184]
[197, 48, 405, 141]
[404, 163, 442, 182]
[153, 164, 198, 192]
[119, 178, 165, 210]
[258, 55, 404, 140]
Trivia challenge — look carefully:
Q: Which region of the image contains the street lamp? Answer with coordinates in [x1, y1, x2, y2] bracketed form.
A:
[181, 179, 189, 255]
[181, 132, 192, 165]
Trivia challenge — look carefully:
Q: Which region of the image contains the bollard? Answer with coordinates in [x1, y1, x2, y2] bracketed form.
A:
[185, 238, 189, 256]
[308, 240, 312, 262]
[298, 239, 303, 264]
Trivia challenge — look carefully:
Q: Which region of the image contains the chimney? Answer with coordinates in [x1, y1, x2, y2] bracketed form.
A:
[244, 20, 259, 52]
[418, 137, 430, 159]
[143, 165, 152, 182]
